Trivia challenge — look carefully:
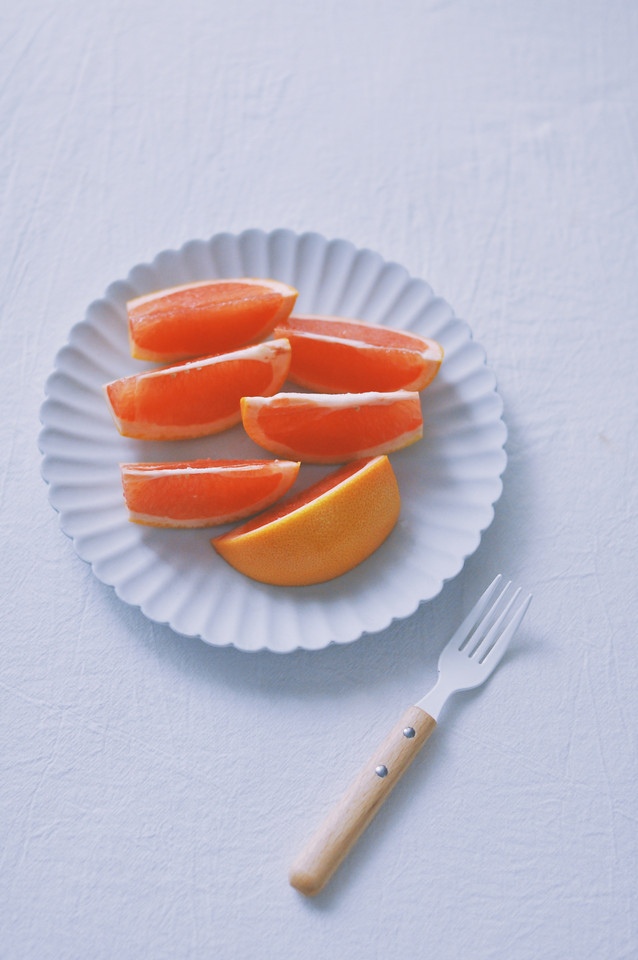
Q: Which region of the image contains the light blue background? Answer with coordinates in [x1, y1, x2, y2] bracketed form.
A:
[2, 1, 637, 957]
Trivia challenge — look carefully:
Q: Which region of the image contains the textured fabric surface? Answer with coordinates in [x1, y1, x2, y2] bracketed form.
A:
[2, 1, 637, 957]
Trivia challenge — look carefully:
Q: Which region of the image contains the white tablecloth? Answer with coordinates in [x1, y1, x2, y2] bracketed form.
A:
[2, 2, 637, 957]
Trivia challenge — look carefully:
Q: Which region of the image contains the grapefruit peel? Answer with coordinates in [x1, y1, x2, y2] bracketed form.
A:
[212, 455, 401, 586]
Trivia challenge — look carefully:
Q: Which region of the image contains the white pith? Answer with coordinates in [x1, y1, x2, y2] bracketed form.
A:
[281, 316, 442, 359]
[132, 338, 290, 381]
[120, 460, 295, 479]
[243, 389, 420, 409]
[128, 277, 296, 310]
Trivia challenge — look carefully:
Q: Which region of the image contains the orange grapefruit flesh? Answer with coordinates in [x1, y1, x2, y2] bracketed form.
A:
[273, 314, 443, 392]
[212, 455, 400, 585]
[240, 390, 423, 463]
[104, 338, 291, 440]
[120, 458, 300, 527]
[128, 278, 298, 362]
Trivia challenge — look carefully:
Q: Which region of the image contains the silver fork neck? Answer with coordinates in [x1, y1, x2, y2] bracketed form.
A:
[415, 679, 453, 721]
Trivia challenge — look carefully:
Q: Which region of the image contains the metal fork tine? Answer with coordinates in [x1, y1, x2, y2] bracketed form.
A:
[468, 585, 521, 657]
[419, 578, 531, 718]
[461, 579, 512, 653]
[446, 574, 503, 652]
[478, 593, 533, 665]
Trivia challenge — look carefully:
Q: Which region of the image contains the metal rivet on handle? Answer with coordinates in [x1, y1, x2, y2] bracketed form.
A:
[375, 765, 388, 778]
[403, 727, 416, 739]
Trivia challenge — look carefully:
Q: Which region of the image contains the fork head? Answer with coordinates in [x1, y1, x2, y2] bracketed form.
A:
[437, 575, 532, 692]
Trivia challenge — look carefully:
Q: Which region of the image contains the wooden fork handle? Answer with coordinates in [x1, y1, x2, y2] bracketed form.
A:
[289, 705, 436, 896]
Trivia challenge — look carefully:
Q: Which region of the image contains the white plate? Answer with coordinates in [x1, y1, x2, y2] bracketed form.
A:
[39, 229, 507, 653]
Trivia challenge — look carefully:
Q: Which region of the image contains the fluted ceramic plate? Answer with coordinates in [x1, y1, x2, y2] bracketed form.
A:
[39, 230, 506, 653]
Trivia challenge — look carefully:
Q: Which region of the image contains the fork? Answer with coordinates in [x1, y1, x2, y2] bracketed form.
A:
[289, 575, 532, 896]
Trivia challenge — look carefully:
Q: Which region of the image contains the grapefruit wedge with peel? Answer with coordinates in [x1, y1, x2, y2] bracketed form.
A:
[273, 314, 443, 393]
[128, 278, 298, 362]
[212, 455, 400, 585]
[120, 459, 300, 528]
[240, 390, 423, 463]
[104, 338, 291, 440]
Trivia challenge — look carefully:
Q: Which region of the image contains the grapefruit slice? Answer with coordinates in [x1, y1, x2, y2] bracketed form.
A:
[120, 458, 300, 527]
[104, 338, 291, 440]
[128, 278, 298, 362]
[273, 314, 443, 392]
[212, 455, 400, 585]
[240, 390, 423, 463]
